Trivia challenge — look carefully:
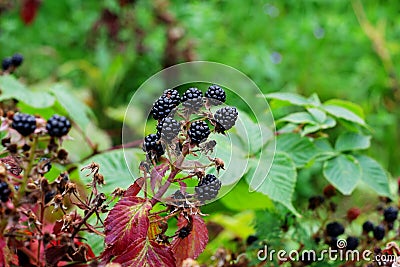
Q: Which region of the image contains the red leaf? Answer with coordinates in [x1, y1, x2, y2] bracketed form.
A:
[113, 237, 175, 267]
[0, 238, 5, 266]
[20, 0, 40, 25]
[171, 214, 208, 265]
[124, 177, 145, 197]
[102, 196, 152, 260]
[150, 164, 169, 193]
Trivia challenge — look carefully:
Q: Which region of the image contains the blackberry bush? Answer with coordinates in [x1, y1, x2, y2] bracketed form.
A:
[46, 114, 71, 137]
[12, 113, 37, 136]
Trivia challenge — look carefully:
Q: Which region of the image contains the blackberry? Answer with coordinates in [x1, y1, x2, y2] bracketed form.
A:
[373, 225, 385, 240]
[172, 190, 188, 207]
[182, 87, 203, 111]
[246, 235, 258, 246]
[195, 174, 221, 201]
[12, 113, 37, 136]
[308, 195, 325, 210]
[0, 181, 11, 202]
[178, 226, 191, 238]
[188, 121, 210, 145]
[205, 84, 226, 105]
[46, 115, 71, 137]
[157, 117, 180, 142]
[383, 206, 398, 223]
[346, 236, 359, 250]
[151, 95, 175, 120]
[143, 134, 164, 157]
[162, 89, 180, 107]
[362, 221, 374, 233]
[11, 53, 24, 67]
[2, 58, 11, 71]
[213, 106, 238, 133]
[326, 222, 344, 237]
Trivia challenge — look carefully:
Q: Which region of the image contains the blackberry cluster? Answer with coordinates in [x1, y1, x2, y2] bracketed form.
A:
[12, 113, 37, 136]
[157, 117, 180, 142]
[0, 181, 11, 202]
[383, 206, 398, 222]
[213, 106, 238, 133]
[46, 115, 71, 137]
[151, 90, 180, 120]
[326, 222, 344, 237]
[205, 84, 226, 105]
[182, 87, 203, 111]
[195, 174, 221, 201]
[143, 134, 164, 158]
[2, 53, 24, 71]
[188, 121, 210, 145]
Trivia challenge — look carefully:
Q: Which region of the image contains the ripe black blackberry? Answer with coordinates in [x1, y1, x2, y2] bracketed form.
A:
[11, 53, 24, 67]
[383, 206, 398, 223]
[188, 120, 210, 145]
[12, 113, 37, 136]
[162, 89, 180, 107]
[178, 226, 191, 238]
[373, 225, 385, 240]
[362, 221, 374, 233]
[172, 190, 188, 207]
[0, 181, 11, 202]
[326, 222, 344, 237]
[46, 115, 71, 137]
[346, 236, 359, 250]
[143, 134, 164, 157]
[2, 58, 11, 71]
[195, 174, 221, 201]
[308, 195, 325, 210]
[182, 87, 203, 111]
[213, 106, 238, 133]
[151, 95, 176, 120]
[157, 117, 180, 142]
[205, 84, 226, 105]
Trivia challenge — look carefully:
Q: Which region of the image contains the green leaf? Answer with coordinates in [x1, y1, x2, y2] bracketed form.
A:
[307, 107, 326, 123]
[247, 152, 298, 215]
[278, 112, 315, 125]
[314, 138, 337, 161]
[322, 104, 366, 125]
[79, 148, 144, 195]
[324, 99, 365, 119]
[220, 180, 274, 211]
[355, 155, 391, 197]
[276, 133, 319, 168]
[50, 84, 94, 130]
[264, 92, 309, 106]
[335, 132, 371, 152]
[323, 154, 361, 195]
[0, 75, 55, 108]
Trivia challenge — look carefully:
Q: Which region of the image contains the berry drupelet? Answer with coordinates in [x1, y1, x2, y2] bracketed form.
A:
[182, 87, 203, 111]
[188, 120, 210, 145]
[12, 113, 37, 136]
[213, 106, 238, 133]
[157, 117, 180, 142]
[373, 225, 385, 240]
[46, 115, 71, 137]
[195, 174, 221, 201]
[0, 181, 11, 202]
[205, 84, 226, 105]
[143, 134, 164, 158]
[326, 222, 345, 237]
[383, 206, 398, 223]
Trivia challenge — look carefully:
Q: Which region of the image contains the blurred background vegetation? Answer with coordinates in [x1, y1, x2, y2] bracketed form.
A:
[1, 0, 399, 262]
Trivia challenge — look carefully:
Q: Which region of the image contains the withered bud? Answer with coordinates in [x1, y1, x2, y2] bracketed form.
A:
[195, 169, 205, 180]
[22, 144, 30, 152]
[139, 161, 150, 173]
[54, 194, 63, 204]
[92, 193, 106, 207]
[40, 177, 50, 190]
[1, 137, 10, 147]
[27, 210, 40, 225]
[6, 111, 14, 120]
[26, 183, 38, 190]
[111, 187, 126, 197]
[47, 138, 59, 152]
[94, 172, 105, 186]
[7, 144, 17, 154]
[63, 182, 77, 195]
[214, 158, 225, 173]
[57, 149, 68, 161]
[42, 232, 55, 244]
